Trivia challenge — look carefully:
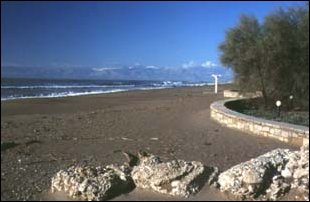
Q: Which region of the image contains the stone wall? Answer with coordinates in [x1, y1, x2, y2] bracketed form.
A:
[210, 98, 309, 146]
[223, 90, 263, 98]
[223, 90, 242, 98]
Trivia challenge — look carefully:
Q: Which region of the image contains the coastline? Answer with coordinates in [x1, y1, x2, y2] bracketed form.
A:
[1, 79, 227, 102]
[1, 85, 297, 201]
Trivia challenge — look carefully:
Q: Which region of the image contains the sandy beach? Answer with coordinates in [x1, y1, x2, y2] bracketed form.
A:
[1, 85, 298, 201]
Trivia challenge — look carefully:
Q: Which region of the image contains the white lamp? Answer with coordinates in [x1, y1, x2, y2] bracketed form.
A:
[289, 95, 294, 110]
[276, 100, 281, 117]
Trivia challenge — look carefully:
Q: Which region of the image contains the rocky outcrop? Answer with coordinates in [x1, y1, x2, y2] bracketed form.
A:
[276, 143, 309, 201]
[51, 151, 218, 200]
[130, 152, 219, 198]
[217, 148, 292, 200]
[266, 175, 291, 200]
[51, 146, 309, 201]
[218, 144, 309, 201]
[51, 164, 134, 201]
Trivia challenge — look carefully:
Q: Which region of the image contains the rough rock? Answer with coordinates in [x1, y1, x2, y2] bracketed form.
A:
[51, 164, 134, 201]
[131, 152, 218, 198]
[217, 144, 309, 201]
[266, 175, 290, 201]
[279, 143, 309, 201]
[217, 148, 292, 199]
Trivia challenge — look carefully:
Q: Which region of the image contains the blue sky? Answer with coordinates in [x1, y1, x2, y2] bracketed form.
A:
[1, 1, 306, 80]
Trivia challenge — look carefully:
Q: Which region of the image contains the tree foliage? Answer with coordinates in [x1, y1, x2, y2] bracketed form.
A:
[220, 3, 309, 109]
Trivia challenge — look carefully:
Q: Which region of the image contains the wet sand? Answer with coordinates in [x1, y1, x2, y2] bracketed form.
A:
[1, 85, 298, 201]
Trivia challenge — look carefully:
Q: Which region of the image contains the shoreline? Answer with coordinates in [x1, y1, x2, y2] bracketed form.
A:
[1, 85, 297, 200]
[1, 80, 233, 102]
[1, 88, 168, 102]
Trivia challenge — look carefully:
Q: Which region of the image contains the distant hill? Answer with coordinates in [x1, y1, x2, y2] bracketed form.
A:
[1, 64, 233, 83]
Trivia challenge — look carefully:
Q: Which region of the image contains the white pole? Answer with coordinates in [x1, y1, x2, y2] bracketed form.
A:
[212, 74, 219, 94]
[215, 77, 218, 94]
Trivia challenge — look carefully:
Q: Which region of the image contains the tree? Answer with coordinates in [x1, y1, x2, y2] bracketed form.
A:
[263, 6, 308, 107]
[295, 5, 309, 108]
[219, 15, 268, 106]
[219, 3, 309, 109]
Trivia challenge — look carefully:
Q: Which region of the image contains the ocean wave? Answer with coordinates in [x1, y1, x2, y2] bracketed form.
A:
[1, 80, 233, 101]
[1, 89, 128, 101]
[1, 87, 175, 101]
[1, 80, 230, 90]
[183, 83, 212, 87]
[1, 84, 136, 89]
[151, 81, 211, 87]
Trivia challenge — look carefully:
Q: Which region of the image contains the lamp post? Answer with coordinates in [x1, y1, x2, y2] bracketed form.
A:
[211, 74, 221, 94]
[289, 95, 294, 110]
[276, 100, 282, 117]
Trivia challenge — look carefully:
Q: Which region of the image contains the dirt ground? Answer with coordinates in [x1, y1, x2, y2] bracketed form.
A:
[1, 85, 298, 201]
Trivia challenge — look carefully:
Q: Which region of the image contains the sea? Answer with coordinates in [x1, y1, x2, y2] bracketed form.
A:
[1, 78, 228, 101]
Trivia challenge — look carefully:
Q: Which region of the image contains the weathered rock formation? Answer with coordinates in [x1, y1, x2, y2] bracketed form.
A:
[51, 146, 309, 201]
[218, 143, 309, 201]
[274, 142, 309, 201]
[266, 175, 290, 200]
[51, 164, 134, 201]
[217, 148, 292, 200]
[51, 151, 218, 200]
[130, 152, 219, 198]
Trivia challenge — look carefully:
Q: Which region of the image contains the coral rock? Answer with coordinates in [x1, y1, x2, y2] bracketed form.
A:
[217, 148, 292, 199]
[131, 152, 218, 198]
[51, 165, 134, 201]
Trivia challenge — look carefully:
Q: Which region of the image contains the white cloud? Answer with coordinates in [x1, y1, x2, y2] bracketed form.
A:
[92, 67, 120, 72]
[128, 63, 160, 70]
[145, 65, 160, 69]
[128, 62, 142, 70]
[182, 61, 196, 68]
[201, 60, 217, 68]
[50, 62, 87, 68]
[182, 60, 217, 69]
